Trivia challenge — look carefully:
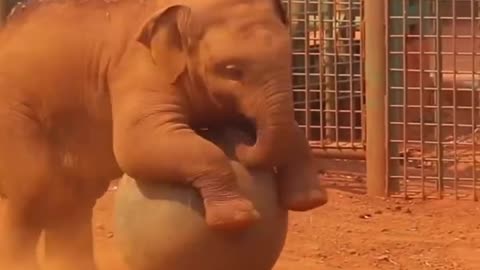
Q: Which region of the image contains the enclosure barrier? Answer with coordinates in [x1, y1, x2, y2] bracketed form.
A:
[283, 0, 386, 196]
[286, 0, 480, 200]
[364, 0, 386, 196]
[387, 0, 480, 200]
[283, 0, 366, 161]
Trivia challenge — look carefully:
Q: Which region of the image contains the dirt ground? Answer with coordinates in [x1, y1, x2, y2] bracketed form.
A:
[90, 174, 480, 270]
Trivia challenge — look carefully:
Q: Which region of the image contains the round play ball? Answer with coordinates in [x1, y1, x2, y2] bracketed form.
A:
[113, 129, 288, 270]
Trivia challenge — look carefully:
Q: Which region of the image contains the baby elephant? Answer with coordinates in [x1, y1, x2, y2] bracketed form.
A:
[0, 0, 327, 269]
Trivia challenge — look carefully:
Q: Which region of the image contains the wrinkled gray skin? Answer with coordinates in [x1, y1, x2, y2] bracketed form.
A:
[0, 0, 327, 269]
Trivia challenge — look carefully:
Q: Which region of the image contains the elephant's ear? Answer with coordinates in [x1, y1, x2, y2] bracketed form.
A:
[272, 0, 288, 25]
[135, 5, 193, 82]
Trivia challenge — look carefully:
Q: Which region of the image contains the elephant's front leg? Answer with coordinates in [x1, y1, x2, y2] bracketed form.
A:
[233, 123, 328, 211]
[114, 121, 259, 230]
[43, 202, 97, 270]
[276, 128, 328, 211]
[276, 158, 328, 211]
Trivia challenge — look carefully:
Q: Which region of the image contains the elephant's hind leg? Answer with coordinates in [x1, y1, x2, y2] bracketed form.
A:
[0, 201, 42, 270]
[0, 107, 60, 270]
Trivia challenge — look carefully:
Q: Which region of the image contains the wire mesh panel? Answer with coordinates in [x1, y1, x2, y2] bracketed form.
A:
[387, 0, 480, 200]
[283, 0, 364, 152]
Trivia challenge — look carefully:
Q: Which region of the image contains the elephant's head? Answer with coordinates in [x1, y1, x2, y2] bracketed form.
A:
[135, 0, 307, 168]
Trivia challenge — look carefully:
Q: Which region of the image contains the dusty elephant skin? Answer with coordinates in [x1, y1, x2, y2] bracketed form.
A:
[0, 0, 327, 269]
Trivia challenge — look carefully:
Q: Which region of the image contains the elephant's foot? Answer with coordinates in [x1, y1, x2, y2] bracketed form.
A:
[277, 163, 328, 211]
[192, 168, 260, 230]
[204, 198, 260, 230]
[280, 186, 328, 211]
[0, 202, 42, 270]
[43, 205, 97, 270]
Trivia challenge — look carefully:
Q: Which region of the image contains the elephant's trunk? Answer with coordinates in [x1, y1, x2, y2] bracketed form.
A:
[240, 86, 308, 168]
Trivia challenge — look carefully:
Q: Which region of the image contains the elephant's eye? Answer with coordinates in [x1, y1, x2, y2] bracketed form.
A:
[216, 64, 244, 81]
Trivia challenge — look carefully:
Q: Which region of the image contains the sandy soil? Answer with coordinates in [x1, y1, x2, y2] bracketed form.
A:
[90, 179, 480, 270]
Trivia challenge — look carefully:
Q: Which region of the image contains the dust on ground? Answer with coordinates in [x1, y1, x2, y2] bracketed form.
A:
[92, 175, 480, 270]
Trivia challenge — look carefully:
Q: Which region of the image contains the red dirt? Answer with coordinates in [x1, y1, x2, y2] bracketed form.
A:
[90, 180, 480, 270]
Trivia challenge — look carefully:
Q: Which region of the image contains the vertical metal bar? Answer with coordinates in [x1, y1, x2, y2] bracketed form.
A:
[348, 0, 355, 144]
[401, 0, 408, 199]
[304, 0, 312, 140]
[365, 0, 386, 196]
[333, 2, 340, 145]
[289, 0, 305, 142]
[434, 0, 444, 198]
[360, 0, 366, 144]
[419, 0, 426, 199]
[319, 2, 326, 145]
[471, 0, 478, 201]
[452, 0, 458, 200]
[324, 2, 336, 141]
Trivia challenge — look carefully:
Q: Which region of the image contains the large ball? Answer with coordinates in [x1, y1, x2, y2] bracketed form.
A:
[113, 129, 288, 270]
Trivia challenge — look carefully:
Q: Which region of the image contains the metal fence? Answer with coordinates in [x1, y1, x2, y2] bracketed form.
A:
[283, 0, 365, 159]
[286, 0, 480, 200]
[387, 0, 480, 200]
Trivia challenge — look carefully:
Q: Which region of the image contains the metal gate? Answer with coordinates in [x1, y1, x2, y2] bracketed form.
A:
[283, 0, 366, 159]
[286, 0, 480, 200]
[387, 0, 480, 200]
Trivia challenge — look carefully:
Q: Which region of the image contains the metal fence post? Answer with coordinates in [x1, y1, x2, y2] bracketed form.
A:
[365, 0, 386, 196]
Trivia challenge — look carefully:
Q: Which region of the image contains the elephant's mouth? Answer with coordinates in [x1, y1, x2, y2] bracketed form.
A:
[230, 114, 257, 143]
[193, 114, 257, 145]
